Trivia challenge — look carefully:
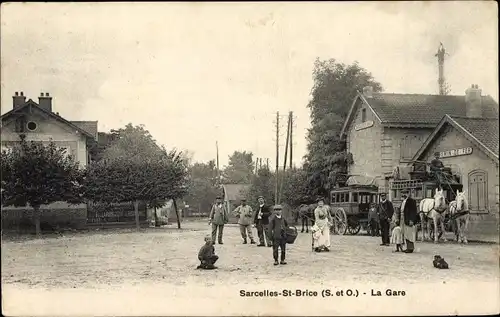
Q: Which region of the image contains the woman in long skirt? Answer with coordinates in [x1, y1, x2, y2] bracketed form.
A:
[312, 197, 333, 252]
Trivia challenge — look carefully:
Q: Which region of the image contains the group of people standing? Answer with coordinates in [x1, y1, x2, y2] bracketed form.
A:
[198, 190, 419, 269]
[204, 195, 290, 266]
[370, 190, 418, 253]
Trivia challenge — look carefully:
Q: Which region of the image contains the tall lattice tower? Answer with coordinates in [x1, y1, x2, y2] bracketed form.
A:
[435, 42, 449, 95]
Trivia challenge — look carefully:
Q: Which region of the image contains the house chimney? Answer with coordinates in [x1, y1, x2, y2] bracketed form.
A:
[362, 86, 373, 98]
[465, 84, 482, 117]
[38, 92, 53, 112]
[13, 91, 26, 109]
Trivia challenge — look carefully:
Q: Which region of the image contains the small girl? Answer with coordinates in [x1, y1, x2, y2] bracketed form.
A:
[391, 221, 403, 252]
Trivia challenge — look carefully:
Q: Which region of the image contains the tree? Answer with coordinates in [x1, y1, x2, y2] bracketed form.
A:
[245, 166, 276, 208]
[185, 160, 219, 215]
[87, 132, 116, 162]
[304, 58, 383, 196]
[222, 151, 255, 184]
[103, 123, 163, 162]
[84, 149, 189, 229]
[1, 137, 84, 236]
[280, 168, 314, 208]
[85, 123, 189, 229]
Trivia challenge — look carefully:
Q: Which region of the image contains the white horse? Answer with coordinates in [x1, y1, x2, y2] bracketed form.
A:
[449, 190, 470, 244]
[419, 188, 448, 243]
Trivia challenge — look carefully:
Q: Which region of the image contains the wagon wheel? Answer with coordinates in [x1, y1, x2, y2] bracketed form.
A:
[347, 220, 361, 235]
[331, 208, 347, 235]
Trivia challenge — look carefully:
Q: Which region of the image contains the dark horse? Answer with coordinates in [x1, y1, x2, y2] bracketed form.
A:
[295, 203, 316, 233]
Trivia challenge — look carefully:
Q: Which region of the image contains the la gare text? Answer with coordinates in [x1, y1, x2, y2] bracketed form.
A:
[239, 289, 406, 297]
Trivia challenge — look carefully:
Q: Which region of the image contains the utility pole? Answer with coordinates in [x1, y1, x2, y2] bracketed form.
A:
[275, 112, 279, 205]
[279, 113, 291, 204]
[259, 158, 262, 169]
[289, 111, 293, 169]
[216, 141, 220, 183]
[266, 158, 269, 169]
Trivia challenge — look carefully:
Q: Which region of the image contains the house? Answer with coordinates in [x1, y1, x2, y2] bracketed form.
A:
[340, 85, 499, 195]
[410, 115, 499, 242]
[222, 183, 251, 224]
[1, 91, 98, 230]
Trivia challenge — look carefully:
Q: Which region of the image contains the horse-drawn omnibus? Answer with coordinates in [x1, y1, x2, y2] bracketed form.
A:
[390, 164, 464, 241]
[329, 176, 380, 235]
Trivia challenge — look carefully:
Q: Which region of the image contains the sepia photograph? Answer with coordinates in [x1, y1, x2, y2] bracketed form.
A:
[1, 1, 499, 316]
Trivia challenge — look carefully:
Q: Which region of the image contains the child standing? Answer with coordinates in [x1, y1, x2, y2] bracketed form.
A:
[390, 221, 403, 252]
[269, 205, 288, 266]
[197, 235, 219, 269]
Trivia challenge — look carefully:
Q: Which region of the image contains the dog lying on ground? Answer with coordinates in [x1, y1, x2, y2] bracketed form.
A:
[433, 255, 449, 269]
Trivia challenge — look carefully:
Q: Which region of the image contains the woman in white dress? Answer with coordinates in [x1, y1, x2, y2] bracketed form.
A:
[312, 197, 333, 252]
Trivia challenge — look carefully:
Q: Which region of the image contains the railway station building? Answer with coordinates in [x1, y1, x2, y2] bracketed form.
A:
[340, 85, 499, 242]
[340, 85, 498, 195]
[411, 115, 499, 242]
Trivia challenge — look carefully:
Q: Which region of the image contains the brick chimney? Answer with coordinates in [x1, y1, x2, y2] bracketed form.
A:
[38, 92, 52, 112]
[465, 84, 482, 118]
[362, 86, 373, 98]
[13, 91, 26, 109]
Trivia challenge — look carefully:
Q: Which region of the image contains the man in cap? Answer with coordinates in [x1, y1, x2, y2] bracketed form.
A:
[233, 199, 256, 244]
[430, 152, 445, 188]
[254, 196, 272, 247]
[269, 204, 288, 265]
[398, 189, 418, 253]
[209, 196, 228, 244]
[377, 193, 394, 246]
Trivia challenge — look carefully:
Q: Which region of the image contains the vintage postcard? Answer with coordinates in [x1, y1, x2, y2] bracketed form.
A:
[1, 1, 499, 316]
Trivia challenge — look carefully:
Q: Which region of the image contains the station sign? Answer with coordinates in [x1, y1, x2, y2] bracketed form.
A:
[355, 120, 374, 131]
[439, 147, 473, 158]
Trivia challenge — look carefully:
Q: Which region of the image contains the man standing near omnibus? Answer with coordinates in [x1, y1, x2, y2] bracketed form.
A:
[377, 193, 394, 246]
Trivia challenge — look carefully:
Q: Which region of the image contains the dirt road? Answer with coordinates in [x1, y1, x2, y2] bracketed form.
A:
[2, 221, 499, 316]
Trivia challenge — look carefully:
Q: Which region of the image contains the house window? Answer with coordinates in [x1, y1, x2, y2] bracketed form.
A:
[361, 109, 367, 122]
[26, 121, 38, 131]
[468, 170, 488, 212]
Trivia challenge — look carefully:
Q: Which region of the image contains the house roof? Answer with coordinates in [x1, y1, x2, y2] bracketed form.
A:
[412, 115, 499, 162]
[70, 121, 98, 140]
[222, 184, 251, 201]
[1, 100, 97, 141]
[341, 91, 499, 136]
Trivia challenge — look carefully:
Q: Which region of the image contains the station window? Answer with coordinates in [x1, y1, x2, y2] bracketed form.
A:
[468, 170, 488, 212]
[331, 193, 336, 203]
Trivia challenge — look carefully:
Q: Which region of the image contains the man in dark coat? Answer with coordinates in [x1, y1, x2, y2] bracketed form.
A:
[377, 193, 394, 246]
[254, 196, 272, 247]
[400, 189, 418, 253]
[269, 205, 288, 265]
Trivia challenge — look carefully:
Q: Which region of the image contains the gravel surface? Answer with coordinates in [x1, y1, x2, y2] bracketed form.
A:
[2, 220, 499, 316]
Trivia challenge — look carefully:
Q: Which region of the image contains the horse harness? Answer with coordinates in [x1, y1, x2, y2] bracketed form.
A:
[420, 199, 447, 217]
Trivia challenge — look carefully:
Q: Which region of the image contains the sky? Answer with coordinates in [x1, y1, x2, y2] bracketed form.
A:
[1, 2, 498, 168]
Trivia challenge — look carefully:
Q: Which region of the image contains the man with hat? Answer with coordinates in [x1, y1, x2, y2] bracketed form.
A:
[269, 204, 288, 265]
[377, 192, 394, 246]
[233, 199, 256, 244]
[430, 152, 445, 188]
[254, 196, 272, 247]
[398, 189, 418, 253]
[209, 196, 228, 244]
